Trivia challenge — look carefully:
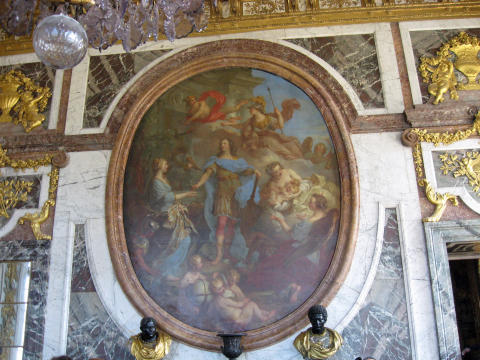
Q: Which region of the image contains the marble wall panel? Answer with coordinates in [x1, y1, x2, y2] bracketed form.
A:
[0, 239, 50, 360]
[67, 293, 132, 360]
[409, 28, 480, 104]
[330, 209, 412, 360]
[70, 225, 94, 292]
[0, 63, 55, 132]
[66, 224, 131, 360]
[287, 35, 384, 109]
[83, 50, 170, 128]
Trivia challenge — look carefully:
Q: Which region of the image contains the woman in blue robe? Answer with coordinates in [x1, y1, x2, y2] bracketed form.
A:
[146, 158, 197, 279]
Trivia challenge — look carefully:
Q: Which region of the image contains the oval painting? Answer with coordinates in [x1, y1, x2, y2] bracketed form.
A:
[122, 67, 341, 333]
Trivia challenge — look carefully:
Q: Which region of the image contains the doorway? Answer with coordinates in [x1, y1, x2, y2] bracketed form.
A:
[448, 241, 480, 358]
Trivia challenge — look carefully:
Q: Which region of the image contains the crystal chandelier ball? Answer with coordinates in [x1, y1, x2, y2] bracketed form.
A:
[33, 14, 88, 70]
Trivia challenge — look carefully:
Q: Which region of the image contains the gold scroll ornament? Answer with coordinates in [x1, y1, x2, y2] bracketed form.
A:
[17, 167, 59, 241]
[0, 70, 51, 132]
[0, 145, 65, 240]
[402, 110, 480, 222]
[419, 32, 480, 105]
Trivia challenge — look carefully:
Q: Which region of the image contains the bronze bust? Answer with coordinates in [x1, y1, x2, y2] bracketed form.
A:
[129, 317, 172, 360]
[293, 305, 343, 359]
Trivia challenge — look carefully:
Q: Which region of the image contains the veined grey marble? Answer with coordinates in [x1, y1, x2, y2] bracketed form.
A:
[66, 224, 131, 360]
[70, 225, 94, 292]
[0, 240, 50, 360]
[83, 50, 169, 128]
[287, 35, 384, 109]
[423, 221, 480, 360]
[67, 293, 132, 360]
[330, 208, 412, 360]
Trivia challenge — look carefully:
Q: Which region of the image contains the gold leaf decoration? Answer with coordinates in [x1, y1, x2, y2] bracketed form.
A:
[423, 180, 458, 223]
[18, 199, 55, 241]
[411, 110, 480, 146]
[439, 151, 480, 194]
[419, 32, 480, 104]
[0, 145, 63, 240]
[0, 70, 52, 132]
[0, 145, 53, 171]
[0, 179, 33, 218]
[17, 168, 59, 241]
[406, 110, 480, 221]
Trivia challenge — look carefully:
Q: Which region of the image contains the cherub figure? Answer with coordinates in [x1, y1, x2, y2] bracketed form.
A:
[17, 90, 49, 132]
[420, 47, 459, 105]
[210, 277, 275, 328]
[185, 91, 247, 125]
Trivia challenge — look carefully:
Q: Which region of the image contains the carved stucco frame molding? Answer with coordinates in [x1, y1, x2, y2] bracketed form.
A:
[105, 39, 359, 351]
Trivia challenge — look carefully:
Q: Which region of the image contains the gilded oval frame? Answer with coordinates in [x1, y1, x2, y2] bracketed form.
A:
[106, 39, 359, 351]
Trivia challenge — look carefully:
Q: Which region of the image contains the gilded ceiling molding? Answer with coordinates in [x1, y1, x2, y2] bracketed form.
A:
[1, 1, 480, 56]
[0, 70, 52, 133]
[402, 111, 480, 222]
[0, 145, 67, 240]
[420, 32, 480, 105]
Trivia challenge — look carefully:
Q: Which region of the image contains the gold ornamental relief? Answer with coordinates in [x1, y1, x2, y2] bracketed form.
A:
[404, 111, 480, 222]
[439, 151, 480, 195]
[17, 167, 60, 241]
[419, 32, 480, 105]
[422, 180, 458, 223]
[0, 70, 52, 132]
[450, 32, 480, 91]
[0, 179, 34, 218]
[0, 145, 65, 240]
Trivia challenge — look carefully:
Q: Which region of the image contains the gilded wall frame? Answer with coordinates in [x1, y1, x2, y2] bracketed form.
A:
[106, 39, 359, 351]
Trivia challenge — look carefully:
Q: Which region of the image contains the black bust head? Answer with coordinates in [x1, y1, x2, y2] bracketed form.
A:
[140, 317, 159, 343]
[308, 304, 327, 334]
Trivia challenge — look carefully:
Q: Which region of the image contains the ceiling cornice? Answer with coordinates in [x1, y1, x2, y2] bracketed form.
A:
[0, 1, 479, 56]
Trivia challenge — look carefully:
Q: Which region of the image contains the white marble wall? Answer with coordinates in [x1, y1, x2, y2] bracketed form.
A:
[38, 131, 438, 360]
[0, 20, 453, 359]
[64, 22, 404, 135]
